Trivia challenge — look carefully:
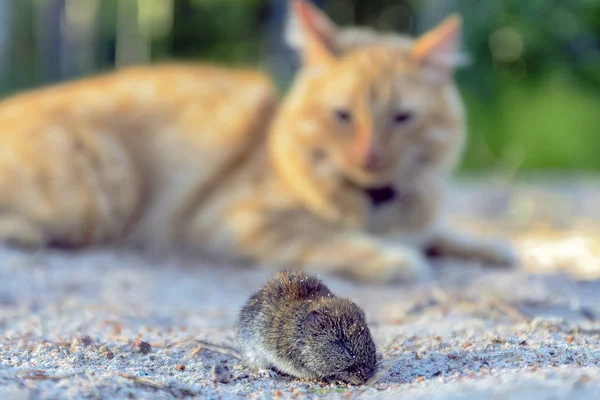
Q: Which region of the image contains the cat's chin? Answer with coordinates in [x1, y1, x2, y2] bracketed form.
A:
[341, 172, 394, 190]
[394, 165, 438, 185]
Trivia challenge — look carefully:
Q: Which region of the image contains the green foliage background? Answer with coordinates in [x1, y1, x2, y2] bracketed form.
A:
[1, 0, 599, 174]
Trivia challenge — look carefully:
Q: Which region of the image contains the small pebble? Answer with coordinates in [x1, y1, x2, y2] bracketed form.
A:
[112, 325, 122, 335]
[132, 339, 152, 354]
[212, 365, 231, 383]
[566, 335, 574, 344]
[577, 374, 592, 385]
[447, 351, 459, 360]
[98, 345, 114, 359]
[71, 336, 93, 351]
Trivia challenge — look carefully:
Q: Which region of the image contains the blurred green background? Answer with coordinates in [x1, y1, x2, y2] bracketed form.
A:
[0, 0, 598, 174]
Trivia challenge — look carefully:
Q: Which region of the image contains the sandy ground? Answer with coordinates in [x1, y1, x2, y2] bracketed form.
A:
[1, 177, 600, 399]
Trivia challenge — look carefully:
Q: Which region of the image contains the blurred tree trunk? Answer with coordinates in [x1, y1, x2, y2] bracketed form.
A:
[263, 0, 295, 90]
[0, 0, 12, 92]
[34, 0, 65, 84]
[61, 0, 100, 79]
[116, 0, 149, 67]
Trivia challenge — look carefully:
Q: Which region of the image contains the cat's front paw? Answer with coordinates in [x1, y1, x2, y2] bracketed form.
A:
[360, 246, 432, 284]
[427, 232, 520, 269]
[475, 237, 520, 268]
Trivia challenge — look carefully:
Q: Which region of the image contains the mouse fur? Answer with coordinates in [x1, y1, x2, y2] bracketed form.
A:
[235, 271, 377, 384]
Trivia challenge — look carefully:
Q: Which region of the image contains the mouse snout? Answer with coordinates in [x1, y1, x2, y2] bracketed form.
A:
[348, 375, 366, 385]
[342, 367, 374, 386]
[349, 372, 373, 386]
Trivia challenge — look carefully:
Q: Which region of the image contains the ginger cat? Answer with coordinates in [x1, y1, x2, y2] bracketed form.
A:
[0, 0, 516, 282]
[285, 0, 516, 264]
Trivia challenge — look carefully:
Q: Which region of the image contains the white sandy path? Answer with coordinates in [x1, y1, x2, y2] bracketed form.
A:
[0, 178, 599, 399]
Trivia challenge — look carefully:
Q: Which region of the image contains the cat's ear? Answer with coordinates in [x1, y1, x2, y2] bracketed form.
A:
[411, 14, 468, 75]
[286, 0, 337, 66]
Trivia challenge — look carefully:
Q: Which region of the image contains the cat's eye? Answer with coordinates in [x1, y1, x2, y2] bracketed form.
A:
[392, 111, 413, 125]
[334, 109, 352, 124]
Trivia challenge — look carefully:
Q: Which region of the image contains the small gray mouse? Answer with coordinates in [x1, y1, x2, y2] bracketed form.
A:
[235, 271, 377, 385]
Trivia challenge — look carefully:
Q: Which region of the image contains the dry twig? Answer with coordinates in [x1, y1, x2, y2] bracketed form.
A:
[195, 339, 241, 359]
[117, 373, 165, 389]
[488, 296, 528, 322]
[165, 336, 196, 348]
[182, 339, 241, 360]
[19, 370, 84, 381]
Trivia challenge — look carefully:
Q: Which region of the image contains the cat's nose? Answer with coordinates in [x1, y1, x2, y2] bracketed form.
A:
[363, 148, 383, 171]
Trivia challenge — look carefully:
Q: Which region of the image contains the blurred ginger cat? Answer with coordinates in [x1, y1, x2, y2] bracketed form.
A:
[0, 0, 516, 282]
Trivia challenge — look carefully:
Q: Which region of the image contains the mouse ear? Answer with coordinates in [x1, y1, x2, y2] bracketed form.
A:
[304, 310, 321, 325]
